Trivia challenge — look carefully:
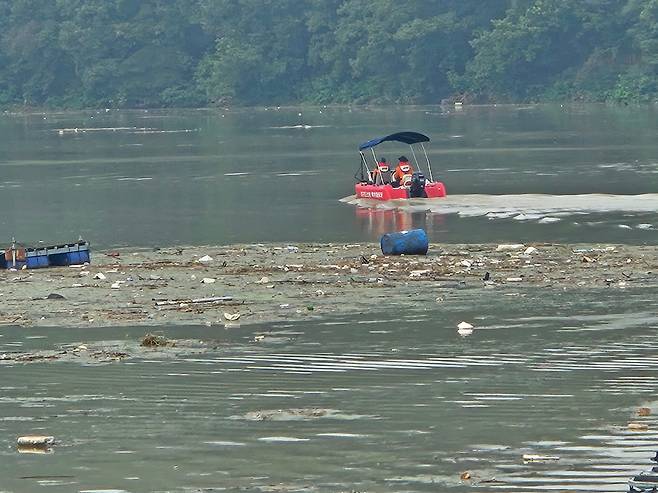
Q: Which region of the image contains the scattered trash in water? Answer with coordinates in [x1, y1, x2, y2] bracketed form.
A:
[223, 312, 240, 321]
[523, 454, 560, 463]
[17, 435, 54, 447]
[496, 244, 525, 251]
[140, 333, 174, 347]
[457, 321, 474, 337]
[154, 296, 232, 308]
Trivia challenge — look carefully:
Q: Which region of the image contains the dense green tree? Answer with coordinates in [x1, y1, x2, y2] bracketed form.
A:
[0, 0, 655, 107]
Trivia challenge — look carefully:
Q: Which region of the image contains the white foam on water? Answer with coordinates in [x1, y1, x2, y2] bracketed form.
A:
[269, 124, 329, 129]
[80, 490, 129, 493]
[130, 129, 197, 134]
[344, 193, 658, 222]
[258, 436, 310, 442]
[204, 440, 246, 446]
[316, 433, 369, 438]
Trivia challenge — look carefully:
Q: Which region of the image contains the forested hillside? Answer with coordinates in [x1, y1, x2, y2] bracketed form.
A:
[0, 0, 655, 108]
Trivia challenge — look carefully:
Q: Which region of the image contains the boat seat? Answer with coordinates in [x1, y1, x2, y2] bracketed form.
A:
[375, 171, 392, 185]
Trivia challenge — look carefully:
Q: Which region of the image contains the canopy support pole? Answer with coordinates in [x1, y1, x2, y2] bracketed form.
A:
[370, 148, 378, 166]
[370, 148, 380, 183]
[420, 143, 433, 182]
[360, 152, 372, 182]
[409, 145, 421, 174]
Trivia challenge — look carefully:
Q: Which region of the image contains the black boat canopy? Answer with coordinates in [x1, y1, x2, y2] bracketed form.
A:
[358, 131, 430, 151]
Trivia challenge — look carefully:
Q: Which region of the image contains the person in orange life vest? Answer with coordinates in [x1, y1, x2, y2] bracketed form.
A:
[392, 156, 413, 187]
[371, 157, 392, 185]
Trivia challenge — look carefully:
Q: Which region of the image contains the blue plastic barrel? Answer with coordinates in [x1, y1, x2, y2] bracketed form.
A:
[380, 229, 429, 255]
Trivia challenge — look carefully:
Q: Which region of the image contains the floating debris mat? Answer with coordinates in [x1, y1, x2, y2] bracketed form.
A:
[1, 240, 90, 269]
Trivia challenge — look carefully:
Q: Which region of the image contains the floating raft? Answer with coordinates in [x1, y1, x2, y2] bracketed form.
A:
[1, 240, 90, 270]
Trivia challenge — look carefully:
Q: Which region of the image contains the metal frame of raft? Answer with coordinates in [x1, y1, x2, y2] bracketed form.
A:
[1, 239, 90, 270]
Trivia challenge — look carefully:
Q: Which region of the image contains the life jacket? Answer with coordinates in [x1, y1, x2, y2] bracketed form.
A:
[394, 163, 413, 181]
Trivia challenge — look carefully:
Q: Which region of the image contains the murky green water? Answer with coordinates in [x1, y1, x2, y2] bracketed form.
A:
[1, 104, 658, 492]
[2, 286, 658, 492]
[0, 104, 656, 248]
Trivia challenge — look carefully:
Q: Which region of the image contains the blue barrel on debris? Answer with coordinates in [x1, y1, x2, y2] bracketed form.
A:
[380, 229, 429, 256]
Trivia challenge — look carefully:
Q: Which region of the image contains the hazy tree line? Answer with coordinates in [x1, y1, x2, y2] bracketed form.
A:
[0, 0, 655, 108]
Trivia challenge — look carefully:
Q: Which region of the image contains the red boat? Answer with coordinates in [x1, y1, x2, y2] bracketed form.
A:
[354, 131, 447, 200]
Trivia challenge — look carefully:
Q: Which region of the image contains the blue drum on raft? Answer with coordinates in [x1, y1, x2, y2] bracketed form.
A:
[380, 229, 429, 256]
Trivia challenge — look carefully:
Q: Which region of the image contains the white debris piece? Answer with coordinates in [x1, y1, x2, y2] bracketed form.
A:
[496, 244, 525, 251]
[201, 277, 216, 284]
[17, 436, 54, 447]
[198, 255, 213, 263]
[255, 276, 270, 284]
[93, 272, 107, 280]
[506, 277, 523, 282]
[459, 260, 473, 268]
[409, 269, 431, 277]
[223, 312, 240, 321]
[523, 454, 560, 462]
[524, 247, 538, 255]
[457, 321, 474, 337]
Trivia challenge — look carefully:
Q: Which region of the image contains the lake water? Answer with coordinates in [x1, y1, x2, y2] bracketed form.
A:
[1, 104, 657, 247]
[1, 104, 658, 492]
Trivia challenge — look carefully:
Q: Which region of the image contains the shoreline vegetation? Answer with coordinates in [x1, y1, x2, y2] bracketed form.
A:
[1, 242, 656, 330]
[2, 101, 657, 118]
[0, 1, 656, 111]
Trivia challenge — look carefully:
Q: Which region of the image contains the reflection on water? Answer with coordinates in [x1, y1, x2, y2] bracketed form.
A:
[1, 287, 658, 492]
[354, 207, 446, 238]
[0, 105, 656, 247]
